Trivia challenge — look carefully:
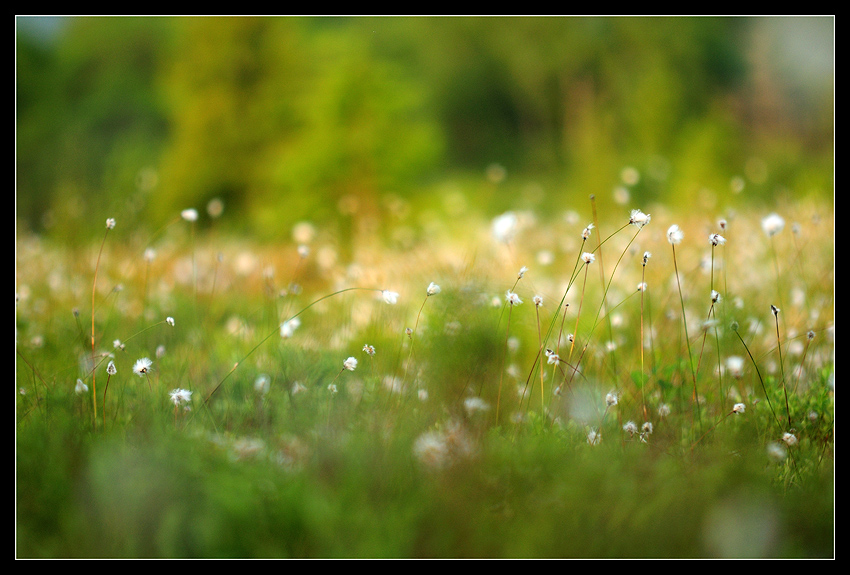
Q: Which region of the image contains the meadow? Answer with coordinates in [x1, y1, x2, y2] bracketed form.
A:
[15, 193, 834, 558]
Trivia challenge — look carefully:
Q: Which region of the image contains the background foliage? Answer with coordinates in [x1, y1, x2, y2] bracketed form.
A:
[16, 16, 834, 244]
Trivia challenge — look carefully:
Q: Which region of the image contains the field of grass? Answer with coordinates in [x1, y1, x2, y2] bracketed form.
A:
[16, 197, 834, 558]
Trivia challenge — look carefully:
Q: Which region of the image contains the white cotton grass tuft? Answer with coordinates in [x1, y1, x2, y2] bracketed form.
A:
[581, 252, 596, 264]
[254, 374, 271, 395]
[132, 357, 153, 377]
[762, 213, 785, 237]
[533, 294, 543, 307]
[732, 402, 746, 414]
[667, 224, 684, 245]
[491, 212, 518, 244]
[382, 290, 399, 305]
[709, 233, 726, 246]
[181, 208, 199, 222]
[517, 266, 528, 279]
[587, 428, 602, 445]
[106, 218, 116, 230]
[582, 223, 594, 240]
[169, 388, 192, 406]
[75, 379, 88, 395]
[427, 282, 441, 296]
[166, 316, 175, 327]
[505, 290, 523, 306]
[629, 209, 651, 229]
[280, 317, 301, 338]
[343, 357, 358, 371]
[106, 360, 117, 375]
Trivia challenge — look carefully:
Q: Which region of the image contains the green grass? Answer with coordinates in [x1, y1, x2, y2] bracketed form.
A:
[16, 199, 834, 558]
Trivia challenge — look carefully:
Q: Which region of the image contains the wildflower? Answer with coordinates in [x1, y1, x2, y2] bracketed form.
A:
[711, 290, 721, 304]
[581, 252, 596, 265]
[181, 208, 199, 222]
[629, 209, 651, 228]
[767, 442, 788, 461]
[413, 431, 450, 469]
[623, 421, 638, 436]
[169, 388, 192, 406]
[637, 282, 648, 292]
[132, 357, 153, 377]
[582, 223, 594, 240]
[782, 432, 798, 446]
[709, 233, 726, 246]
[75, 379, 88, 395]
[587, 428, 602, 445]
[667, 224, 684, 245]
[327, 384, 338, 395]
[382, 290, 399, 305]
[156, 345, 166, 358]
[464, 396, 490, 415]
[291, 381, 307, 395]
[343, 357, 358, 371]
[807, 329, 815, 340]
[533, 294, 543, 307]
[405, 327, 413, 338]
[113, 339, 125, 351]
[545, 350, 560, 365]
[166, 316, 175, 327]
[492, 212, 518, 243]
[362, 344, 376, 356]
[761, 213, 785, 237]
[727, 356, 745, 378]
[517, 266, 528, 279]
[732, 402, 746, 414]
[771, 305, 780, 317]
[427, 282, 441, 296]
[106, 218, 116, 230]
[106, 360, 117, 375]
[658, 403, 671, 417]
[642, 251, 651, 266]
[641, 422, 654, 435]
[280, 317, 301, 338]
[505, 290, 523, 306]
[606, 392, 619, 407]
[254, 374, 270, 395]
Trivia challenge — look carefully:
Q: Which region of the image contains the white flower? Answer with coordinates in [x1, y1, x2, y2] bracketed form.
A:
[291, 381, 307, 395]
[709, 233, 726, 246]
[132, 357, 153, 377]
[582, 223, 594, 240]
[113, 339, 125, 351]
[761, 213, 785, 237]
[771, 305, 780, 317]
[641, 422, 653, 435]
[581, 252, 596, 264]
[382, 290, 399, 305]
[782, 432, 798, 446]
[427, 282, 441, 296]
[637, 282, 648, 292]
[587, 428, 602, 445]
[464, 396, 490, 414]
[658, 403, 671, 417]
[533, 295, 543, 307]
[623, 421, 638, 435]
[343, 357, 358, 371]
[505, 290, 523, 306]
[492, 212, 518, 243]
[280, 317, 301, 338]
[732, 402, 746, 414]
[75, 379, 88, 395]
[546, 350, 560, 365]
[297, 244, 310, 258]
[254, 374, 270, 395]
[767, 442, 788, 461]
[642, 251, 651, 266]
[169, 388, 192, 406]
[667, 224, 684, 245]
[327, 384, 338, 395]
[517, 266, 528, 279]
[629, 209, 651, 228]
[144, 248, 156, 262]
[166, 316, 175, 327]
[181, 208, 199, 222]
[606, 392, 618, 407]
[105, 218, 116, 230]
[106, 360, 117, 375]
[727, 356, 745, 378]
[362, 344, 376, 356]
[711, 290, 721, 304]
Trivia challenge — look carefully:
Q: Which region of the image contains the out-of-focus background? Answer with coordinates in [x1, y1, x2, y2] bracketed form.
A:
[16, 16, 834, 244]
